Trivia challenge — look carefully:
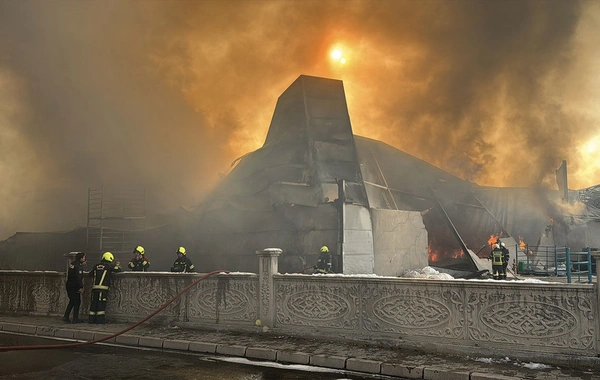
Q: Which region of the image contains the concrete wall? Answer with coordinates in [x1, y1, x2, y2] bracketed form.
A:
[342, 204, 374, 274]
[1, 251, 598, 360]
[372, 209, 428, 276]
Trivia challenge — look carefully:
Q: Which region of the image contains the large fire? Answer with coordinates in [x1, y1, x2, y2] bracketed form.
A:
[428, 246, 463, 262]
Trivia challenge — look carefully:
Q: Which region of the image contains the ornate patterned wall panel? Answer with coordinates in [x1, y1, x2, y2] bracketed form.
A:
[275, 277, 361, 330]
[187, 275, 257, 324]
[0, 271, 66, 315]
[465, 284, 596, 353]
[107, 274, 182, 319]
[361, 280, 465, 341]
[274, 275, 597, 355]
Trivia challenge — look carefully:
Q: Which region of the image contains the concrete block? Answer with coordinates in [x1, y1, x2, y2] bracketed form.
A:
[73, 330, 96, 340]
[424, 367, 470, 380]
[471, 373, 518, 380]
[346, 358, 382, 374]
[381, 363, 424, 379]
[163, 339, 190, 351]
[2, 323, 21, 332]
[19, 325, 37, 334]
[116, 335, 140, 346]
[246, 347, 277, 361]
[138, 337, 163, 348]
[94, 333, 116, 343]
[36, 326, 56, 337]
[277, 351, 310, 365]
[310, 354, 347, 369]
[189, 342, 217, 354]
[55, 329, 75, 339]
[216, 344, 247, 357]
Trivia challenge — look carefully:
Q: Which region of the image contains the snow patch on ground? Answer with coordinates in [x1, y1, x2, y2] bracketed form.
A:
[522, 362, 552, 369]
[471, 356, 554, 370]
[204, 356, 346, 374]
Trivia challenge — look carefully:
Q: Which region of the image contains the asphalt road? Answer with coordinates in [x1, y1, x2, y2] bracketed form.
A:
[0, 333, 371, 380]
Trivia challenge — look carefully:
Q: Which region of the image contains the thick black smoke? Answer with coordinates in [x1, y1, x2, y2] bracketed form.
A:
[0, 0, 598, 239]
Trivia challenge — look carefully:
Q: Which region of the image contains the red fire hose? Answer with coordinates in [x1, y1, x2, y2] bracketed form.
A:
[0, 270, 230, 352]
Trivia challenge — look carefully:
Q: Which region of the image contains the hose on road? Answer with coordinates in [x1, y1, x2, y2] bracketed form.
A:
[0, 270, 229, 352]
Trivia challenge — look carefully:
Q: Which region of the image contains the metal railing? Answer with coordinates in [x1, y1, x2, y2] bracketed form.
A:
[514, 245, 595, 283]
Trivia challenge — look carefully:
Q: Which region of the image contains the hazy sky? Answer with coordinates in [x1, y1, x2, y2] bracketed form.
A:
[1, 0, 599, 238]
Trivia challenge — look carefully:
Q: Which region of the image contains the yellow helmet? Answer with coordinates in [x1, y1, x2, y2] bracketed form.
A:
[177, 246, 186, 255]
[102, 252, 114, 263]
[320, 246, 329, 253]
[134, 245, 145, 255]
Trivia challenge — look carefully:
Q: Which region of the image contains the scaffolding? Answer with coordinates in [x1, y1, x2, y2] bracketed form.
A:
[86, 186, 146, 257]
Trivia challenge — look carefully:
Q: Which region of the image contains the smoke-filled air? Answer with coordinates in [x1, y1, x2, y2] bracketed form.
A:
[0, 0, 599, 239]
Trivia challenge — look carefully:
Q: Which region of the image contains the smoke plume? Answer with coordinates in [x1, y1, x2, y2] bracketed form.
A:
[0, 0, 598, 239]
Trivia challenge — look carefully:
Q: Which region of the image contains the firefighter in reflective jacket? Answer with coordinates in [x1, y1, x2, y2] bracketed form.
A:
[88, 252, 122, 323]
[315, 245, 332, 274]
[489, 243, 507, 280]
[171, 246, 195, 272]
[128, 245, 150, 271]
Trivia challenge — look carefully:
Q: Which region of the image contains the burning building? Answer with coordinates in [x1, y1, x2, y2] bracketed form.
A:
[1, 74, 599, 274]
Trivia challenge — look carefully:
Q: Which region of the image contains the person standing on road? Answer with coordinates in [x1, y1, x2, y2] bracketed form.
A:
[63, 252, 86, 323]
[314, 245, 333, 274]
[489, 243, 507, 280]
[128, 245, 150, 272]
[171, 246, 195, 272]
[88, 252, 122, 323]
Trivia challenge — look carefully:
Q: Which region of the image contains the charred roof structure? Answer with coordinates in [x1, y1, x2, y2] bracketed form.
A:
[1, 75, 599, 273]
[191, 75, 600, 275]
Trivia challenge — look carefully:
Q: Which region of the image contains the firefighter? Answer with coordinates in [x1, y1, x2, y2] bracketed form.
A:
[500, 241, 510, 277]
[63, 252, 86, 323]
[88, 252, 122, 323]
[314, 245, 332, 274]
[489, 243, 506, 280]
[128, 245, 150, 272]
[171, 246, 195, 272]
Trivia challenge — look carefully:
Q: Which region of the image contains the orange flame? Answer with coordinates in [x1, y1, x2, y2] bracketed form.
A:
[519, 235, 526, 251]
[451, 249, 463, 259]
[488, 234, 499, 247]
[428, 246, 439, 262]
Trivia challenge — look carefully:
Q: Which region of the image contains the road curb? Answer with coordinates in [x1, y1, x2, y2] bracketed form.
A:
[0, 321, 529, 379]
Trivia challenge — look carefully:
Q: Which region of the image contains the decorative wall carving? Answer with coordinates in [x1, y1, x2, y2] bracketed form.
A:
[275, 280, 360, 329]
[0, 270, 596, 357]
[187, 276, 257, 323]
[373, 295, 450, 328]
[275, 275, 596, 355]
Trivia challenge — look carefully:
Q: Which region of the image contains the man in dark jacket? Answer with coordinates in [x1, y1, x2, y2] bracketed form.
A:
[128, 245, 150, 272]
[171, 246, 195, 272]
[63, 252, 86, 323]
[88, 252, 122, 324]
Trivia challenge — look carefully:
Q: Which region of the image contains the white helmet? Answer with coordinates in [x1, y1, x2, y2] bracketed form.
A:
[493, 244, 500, 249]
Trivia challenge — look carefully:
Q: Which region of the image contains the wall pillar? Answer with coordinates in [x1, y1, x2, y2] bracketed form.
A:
[592, 251, 600, 357]
[256, 248, 282, 328]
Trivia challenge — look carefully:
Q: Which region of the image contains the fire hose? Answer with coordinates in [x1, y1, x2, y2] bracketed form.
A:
[0, 270, 229, 352]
